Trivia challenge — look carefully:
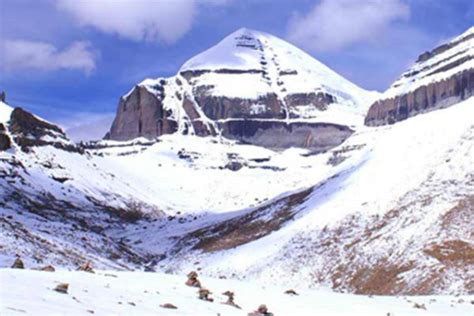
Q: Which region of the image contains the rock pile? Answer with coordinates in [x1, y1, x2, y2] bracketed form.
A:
[198, 288, 214, 302]
[185, 271, 201, 288]
[11, 258, 24, 269]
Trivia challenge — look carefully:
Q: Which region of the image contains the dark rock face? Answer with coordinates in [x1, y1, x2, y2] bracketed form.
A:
[285, 92, 335, 115]
[9, 107, 64, 136]
[195, 92, 285, 120]
[221, 120, 353, 151]
[108, 85, 216, 141]
[365, 69, 474, 126]
[0, 123, 11, 151]
[0, 91, 5, 103]
[365, 28, 474, 126]
[107, 81, 346, 150]
[108, 85, 178, 141]
[8, 107, 81, 153]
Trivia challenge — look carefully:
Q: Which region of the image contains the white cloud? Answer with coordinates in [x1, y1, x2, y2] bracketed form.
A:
[1, 40, 96, 74]
[287, 0, 410, 52]
[56, 0, 230, 43]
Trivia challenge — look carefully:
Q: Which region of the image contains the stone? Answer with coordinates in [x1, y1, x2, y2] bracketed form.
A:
[248, 304, 274, 316]
[11, 258, 24, 269]
[0, 132, 11, 151]
[185, 271, 201, 288]
[284, 289, 298, 295]
[54, 283, 69, 294]
[40, 265, 56, 272]
[222, 290, 241, 309]
[198, 288, 213, 302]
[77, 261, 95, 273]
[160, 303, 178, 309]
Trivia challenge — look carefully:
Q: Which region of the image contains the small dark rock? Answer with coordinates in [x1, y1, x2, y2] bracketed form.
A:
[160, 303, 178, 309]
[54, 283, 69, 294]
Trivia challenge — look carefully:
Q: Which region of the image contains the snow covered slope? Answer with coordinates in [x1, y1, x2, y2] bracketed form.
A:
[1, 93, 472, 295]
[0, 101, 13, 123]
[147, 96, 474, 295]
[1, 269, 472, 316]
[180, 27, 374, 115]
[366, 26, 474, 125]
[109, 28, 378, 151]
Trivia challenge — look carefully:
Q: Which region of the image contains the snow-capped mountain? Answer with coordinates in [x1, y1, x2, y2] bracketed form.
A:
[365, 26, 474, 126]
[108, 28, 378, 151]
[1, 27, 473, 299]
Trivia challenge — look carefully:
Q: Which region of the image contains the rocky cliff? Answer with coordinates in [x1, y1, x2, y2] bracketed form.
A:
[365, 27, 474, 126]
[108, 28, 377, 151]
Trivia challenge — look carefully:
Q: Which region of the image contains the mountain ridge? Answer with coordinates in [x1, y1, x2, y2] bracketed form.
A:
[108, 28, 378, 151]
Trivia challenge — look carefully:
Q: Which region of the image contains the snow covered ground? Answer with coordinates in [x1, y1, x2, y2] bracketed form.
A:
[0, 96, 472, 295]
[0, 101, 13, 123]
[1, 269, 472, 316]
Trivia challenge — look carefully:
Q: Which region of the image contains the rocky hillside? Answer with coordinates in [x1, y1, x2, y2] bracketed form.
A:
[365, 26, 474, 126]
[108, 28, 377, 151]
[1, 91, 472, 295]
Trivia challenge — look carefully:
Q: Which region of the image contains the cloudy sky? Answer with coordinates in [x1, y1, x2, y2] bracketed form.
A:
[0, 0, 473, 140]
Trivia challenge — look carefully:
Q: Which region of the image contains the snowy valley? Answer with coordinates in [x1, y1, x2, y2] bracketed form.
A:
[0, 25, 473, 316]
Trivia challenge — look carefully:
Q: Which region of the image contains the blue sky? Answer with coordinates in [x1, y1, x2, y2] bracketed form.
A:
[0, 0, 473, 139]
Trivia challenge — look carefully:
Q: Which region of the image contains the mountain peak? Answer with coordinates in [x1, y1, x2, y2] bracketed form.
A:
[179, 27, 373, 105]
[110, 27, 378, 146]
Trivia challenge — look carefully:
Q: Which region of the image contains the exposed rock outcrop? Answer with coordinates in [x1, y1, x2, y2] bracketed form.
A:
[108, 85, 180, 141]
[8, 107, 82, 153]
[220, 120, 353, 151]
[365, 27, 474, 126]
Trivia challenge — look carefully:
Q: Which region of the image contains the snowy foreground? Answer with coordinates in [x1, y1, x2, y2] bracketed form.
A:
[0, 269, 472, 316]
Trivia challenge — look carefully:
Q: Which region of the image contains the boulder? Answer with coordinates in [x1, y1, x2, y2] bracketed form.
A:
[11, 258, 24, 269]
[198, 288, 213, 302]
[40, 265, 56, 272]
[54, 283, 69, 294]
[160, 303, 178, 309]
[0, 126, 11, 151]
[77, 261, 95, 273]
[185, 271, 201, 288]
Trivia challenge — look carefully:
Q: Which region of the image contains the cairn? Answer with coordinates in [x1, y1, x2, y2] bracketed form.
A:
[248, 304, 274, 316]
[11, 257, 24, 269]
[54, 283, 69, 294]
[198, 288, 214, 302]
[222, 290, 241, 309]
[185, 271, 201, 288]
[77, 261, 95, 273]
